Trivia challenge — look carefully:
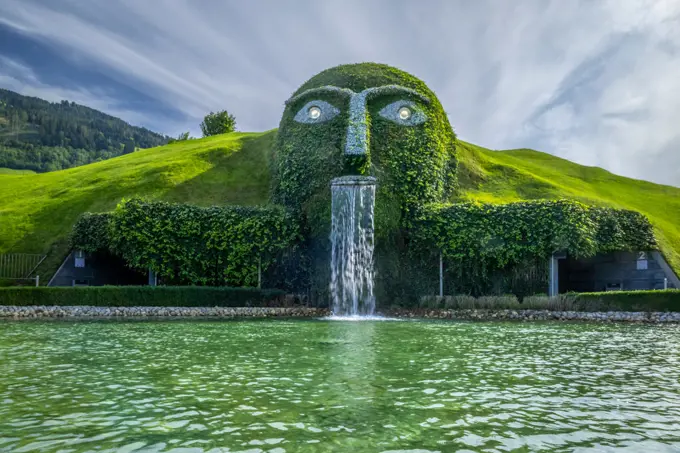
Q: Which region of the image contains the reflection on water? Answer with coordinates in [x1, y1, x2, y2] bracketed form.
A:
[1, 319, 680, 452]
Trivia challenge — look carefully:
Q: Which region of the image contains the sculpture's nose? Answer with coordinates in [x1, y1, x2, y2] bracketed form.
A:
[344, 92, 370, 156]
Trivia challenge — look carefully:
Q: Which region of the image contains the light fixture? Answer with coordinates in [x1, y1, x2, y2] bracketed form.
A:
[308, 106, 321, 120]
[398, 106, 412, 120]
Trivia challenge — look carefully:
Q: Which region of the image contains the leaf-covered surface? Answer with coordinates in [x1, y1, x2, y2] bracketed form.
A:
[411, 200, 657, 266]
[73, 198, 300, 287]
[272, 63, 457, 236]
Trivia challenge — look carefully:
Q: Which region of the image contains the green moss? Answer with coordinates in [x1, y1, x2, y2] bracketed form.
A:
[272, 63, 457, 231]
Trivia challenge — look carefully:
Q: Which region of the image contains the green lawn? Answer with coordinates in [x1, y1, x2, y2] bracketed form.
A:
[0, 130, 678, 281]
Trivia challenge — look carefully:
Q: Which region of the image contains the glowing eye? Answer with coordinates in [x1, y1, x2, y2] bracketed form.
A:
[308, 106, 321, 119]
[378, 100, 427, 126]
[294, 100, 340, 124]
[398, 107, 412, 120]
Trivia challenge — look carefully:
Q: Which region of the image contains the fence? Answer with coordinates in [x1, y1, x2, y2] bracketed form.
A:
[0, 253, 46, 286]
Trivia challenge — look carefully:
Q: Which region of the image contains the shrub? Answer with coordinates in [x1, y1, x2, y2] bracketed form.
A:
[522, 294, 577, 311]
[412, 200, 656, 266]
[200, 110, 236, 137]
[416, 291, 680, 312]
[71, 212, 112, 252]
[574, 290, 680, 312]
[419, 294, 519, 309]
[0, 286, 288, 307]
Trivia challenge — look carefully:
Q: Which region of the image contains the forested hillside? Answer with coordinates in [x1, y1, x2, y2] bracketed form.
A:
[0, 89, 169, 172]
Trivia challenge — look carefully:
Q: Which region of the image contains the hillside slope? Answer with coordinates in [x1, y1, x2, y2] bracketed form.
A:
[0, 131, 678, 281]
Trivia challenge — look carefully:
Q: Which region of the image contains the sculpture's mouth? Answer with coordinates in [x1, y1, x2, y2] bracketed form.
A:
[331, 176, 377, 187]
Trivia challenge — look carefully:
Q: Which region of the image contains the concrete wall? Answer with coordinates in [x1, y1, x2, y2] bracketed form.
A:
[559, 251, 677, 293]
[49, 250, 146, 287]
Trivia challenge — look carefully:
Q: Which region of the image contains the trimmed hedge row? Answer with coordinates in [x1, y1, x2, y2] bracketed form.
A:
[0, 286, 287, 307]
[418, 290, 680, 312]
[574, 290, 680, 312]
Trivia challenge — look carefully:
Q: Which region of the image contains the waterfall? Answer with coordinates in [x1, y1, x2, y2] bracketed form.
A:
[330, 176, 376, 316]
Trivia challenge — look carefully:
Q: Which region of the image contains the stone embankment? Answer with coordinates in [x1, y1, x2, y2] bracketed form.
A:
[1, 306, 680, 323]
[0, 306, 329, 319]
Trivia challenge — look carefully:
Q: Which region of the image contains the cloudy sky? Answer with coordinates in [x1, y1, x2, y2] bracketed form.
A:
[1, 0, 679, 186]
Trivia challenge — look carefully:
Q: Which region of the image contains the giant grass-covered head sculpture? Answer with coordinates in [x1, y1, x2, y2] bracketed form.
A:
[271, 63, 457, 234]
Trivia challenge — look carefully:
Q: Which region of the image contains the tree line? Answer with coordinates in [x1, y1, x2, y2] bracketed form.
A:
[0, 89, 169, 172]
[0, 87, 239, 172]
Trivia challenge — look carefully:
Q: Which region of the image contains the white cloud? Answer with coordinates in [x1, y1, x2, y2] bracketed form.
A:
[0, 0, 678, 185]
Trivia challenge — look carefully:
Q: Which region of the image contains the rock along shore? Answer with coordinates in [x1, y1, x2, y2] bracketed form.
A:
[1, 306, 680, 323]
[0, 306, 330, 319]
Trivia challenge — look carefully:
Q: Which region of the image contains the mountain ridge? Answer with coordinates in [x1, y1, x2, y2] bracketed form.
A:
[0, 88, 169, 172]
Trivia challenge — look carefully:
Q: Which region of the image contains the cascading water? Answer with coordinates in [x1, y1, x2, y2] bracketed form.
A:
[329, 176, 376, 316]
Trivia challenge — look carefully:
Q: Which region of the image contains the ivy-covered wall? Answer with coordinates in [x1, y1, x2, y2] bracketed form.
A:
[411, 200, 656, 264]
[401, 200, 658, 298]
[72, 199, 301, 287]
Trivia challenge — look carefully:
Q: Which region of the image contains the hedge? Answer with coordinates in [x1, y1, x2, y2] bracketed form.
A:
[574, 290, 680, 312]
[71, 198, 301, 287]
[411, 200, 657, 265]
[418, 291, 680, 312]
[0, 286, 288, 307]
[71, 212, 112, 252]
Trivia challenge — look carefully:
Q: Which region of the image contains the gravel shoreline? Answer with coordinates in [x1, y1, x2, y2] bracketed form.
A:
[0, 306, 330, 319]
[1, 306, 680, 323]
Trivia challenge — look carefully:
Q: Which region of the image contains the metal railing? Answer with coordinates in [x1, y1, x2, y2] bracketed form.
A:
[0, 253, 46, 286]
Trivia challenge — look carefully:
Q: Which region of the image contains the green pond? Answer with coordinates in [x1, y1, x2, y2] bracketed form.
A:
[1, 319, 680, 452]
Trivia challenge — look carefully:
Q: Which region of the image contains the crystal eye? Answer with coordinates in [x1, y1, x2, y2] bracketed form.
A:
[398, 107, 411, 120]
[308, 106, 321, 119]
[293, 100, 340, 124]
[378, 100, 427, 126]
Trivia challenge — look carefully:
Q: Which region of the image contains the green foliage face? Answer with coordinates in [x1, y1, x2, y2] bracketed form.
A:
[271, 63, 457, 233]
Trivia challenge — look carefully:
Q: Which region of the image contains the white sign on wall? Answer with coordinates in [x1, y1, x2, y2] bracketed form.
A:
[637, 251, 648, 270]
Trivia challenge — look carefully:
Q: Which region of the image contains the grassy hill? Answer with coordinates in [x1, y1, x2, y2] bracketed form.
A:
[0, 130, 678, 281]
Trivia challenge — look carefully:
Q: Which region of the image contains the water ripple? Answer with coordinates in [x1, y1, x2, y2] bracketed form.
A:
[0, 320, 679, 452]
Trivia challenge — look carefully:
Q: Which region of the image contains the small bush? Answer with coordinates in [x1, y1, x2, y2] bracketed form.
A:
[0, 286, 288, 307]
[420, 294, 519, 309]
[523, 294, 577, 311]
[476, 295, 520, 309]
[444, 295, 477, 309]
